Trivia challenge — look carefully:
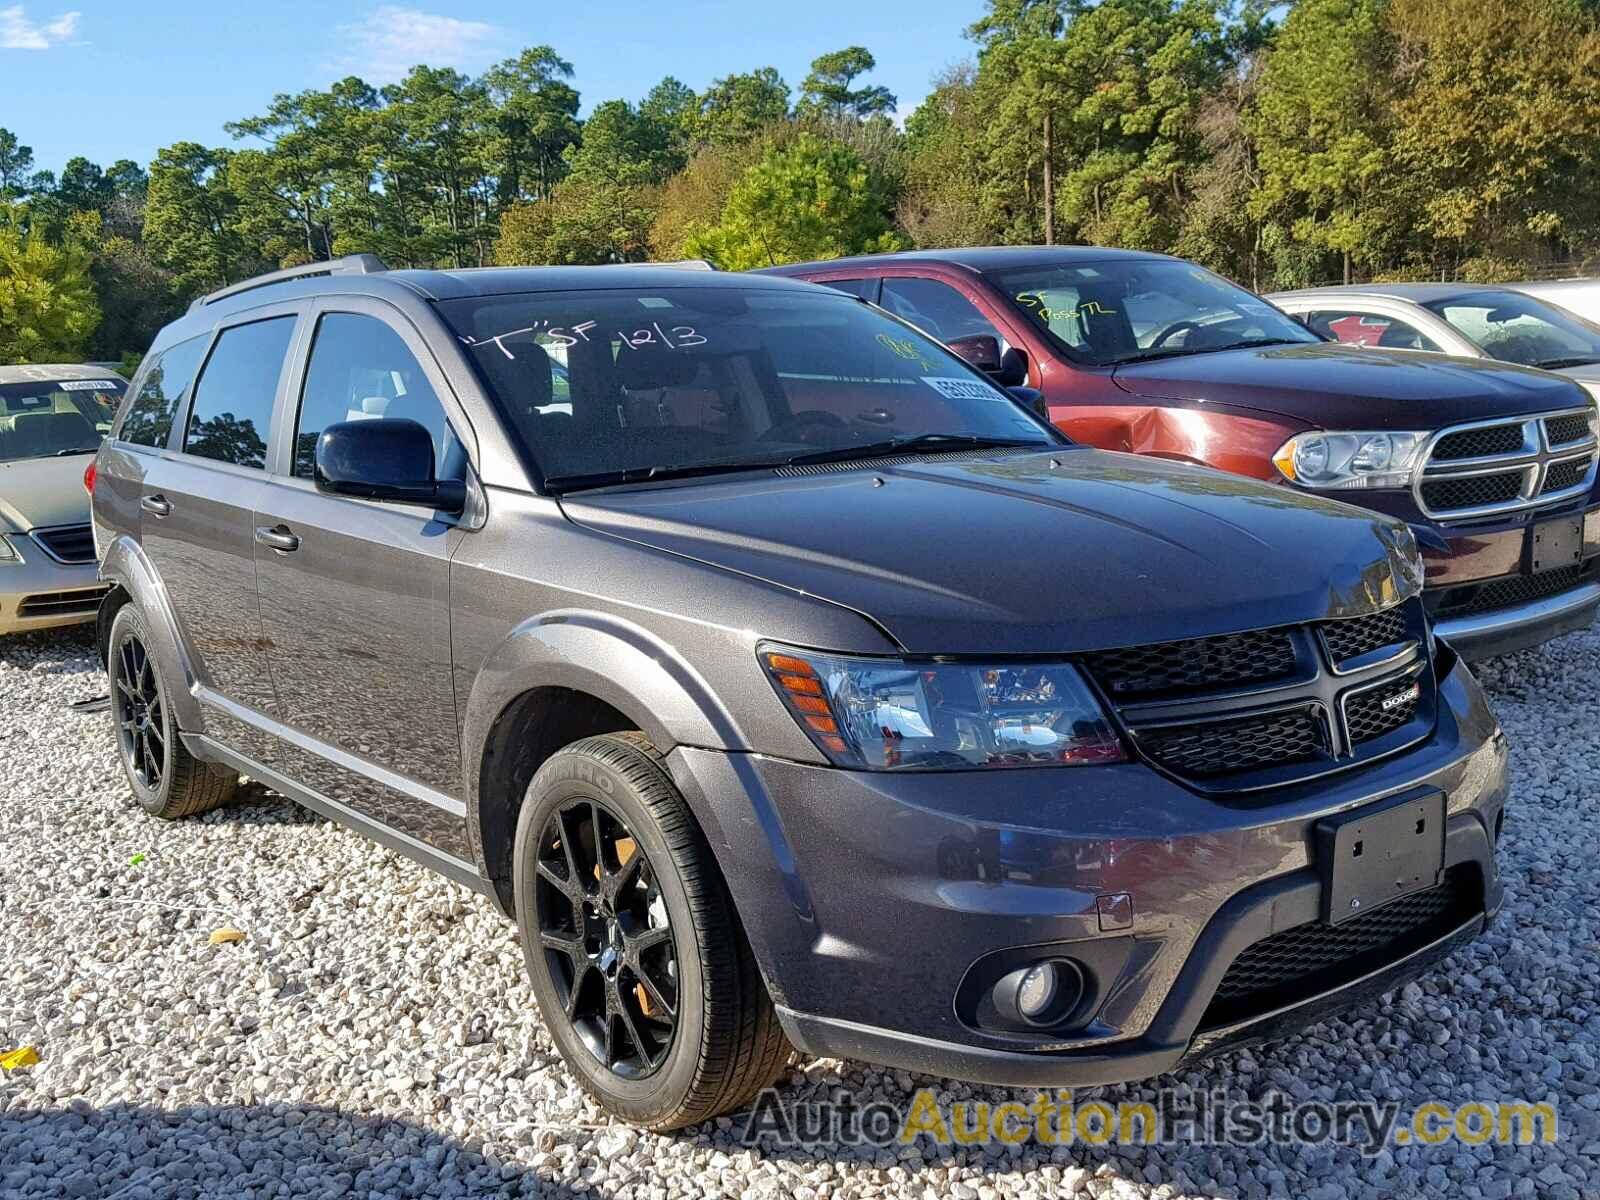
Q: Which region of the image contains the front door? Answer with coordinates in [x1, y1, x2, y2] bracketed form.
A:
[252, 302, 473, 858]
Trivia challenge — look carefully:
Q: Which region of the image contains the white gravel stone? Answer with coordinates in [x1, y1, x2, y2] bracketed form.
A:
[0, 622, 1597, 1198]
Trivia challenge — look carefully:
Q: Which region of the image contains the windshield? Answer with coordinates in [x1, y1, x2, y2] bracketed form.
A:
[989, 259, 1320, 367]
[439, 287, 1056, 488]
[1424, 291, 1600, 369]
[0, 377, 123, 462]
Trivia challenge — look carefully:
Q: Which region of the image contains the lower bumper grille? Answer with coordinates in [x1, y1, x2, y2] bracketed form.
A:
[1199, 867, 1478, 1031]
[17, 587, 108, 619]
[1434, 558, 1600, 619]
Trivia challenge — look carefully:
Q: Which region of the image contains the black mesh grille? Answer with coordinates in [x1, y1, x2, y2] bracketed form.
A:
[1317, 607, 1409, 664]
[1082, 629, 1296, 699]
[1435, 560, 1597, 618]
[1545, 412, 1592, 446]
[1541, 456, 1592, 495]
[1420, 471, 1524, 512]
[30, 523, 96, 564]
[1201, 869, 1475, 1029]
[1431, 424, 1524, 461]
[1141, 710, 1325, 778]
[1345, 676, 1422, 744]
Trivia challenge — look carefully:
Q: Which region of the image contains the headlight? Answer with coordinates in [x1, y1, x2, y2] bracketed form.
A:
[1272, 431, 1429, 490]
[760, 645, 1125, 770]
[0, 534, 19, 563]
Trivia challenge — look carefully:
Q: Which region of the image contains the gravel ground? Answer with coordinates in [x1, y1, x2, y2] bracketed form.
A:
[1, 624, 1597, 1200]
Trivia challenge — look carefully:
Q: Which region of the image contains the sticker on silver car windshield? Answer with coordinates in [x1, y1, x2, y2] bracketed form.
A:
[923, 376, 1000, 402]
[59, 380, 119, 391]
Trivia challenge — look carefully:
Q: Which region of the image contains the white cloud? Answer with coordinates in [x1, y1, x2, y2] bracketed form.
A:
[331, 5, 506, 84]
[0, 5, 80, 50]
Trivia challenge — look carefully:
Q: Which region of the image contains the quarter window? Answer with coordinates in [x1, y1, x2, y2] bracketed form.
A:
[183, 317, 295, 469]
[121, 335, 208, 448]
[1305, 309, 1441, 352]
[879, 277, 1002, 344]
[294, 312, 464, 481]
[822, 278, 878, 301]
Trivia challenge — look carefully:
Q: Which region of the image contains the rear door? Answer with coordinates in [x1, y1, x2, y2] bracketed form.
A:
[251, 297, 474, 858]
[137, 307, 303, 759]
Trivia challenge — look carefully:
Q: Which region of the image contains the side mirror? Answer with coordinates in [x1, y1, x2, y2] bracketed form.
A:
[947, 334, 1030, 388]
[1008, 386, 1050, 422]
[314, 418, 465, 514]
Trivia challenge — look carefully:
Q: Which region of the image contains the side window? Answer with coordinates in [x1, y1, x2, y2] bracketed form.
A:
[183, 317, 295, 469]
[1306, 309, 1441, 352]
[120, 335, 209, 448]
[294, 312, 464, 481]
[822, 278, 877, 301]
[880, 277, 1002, 343]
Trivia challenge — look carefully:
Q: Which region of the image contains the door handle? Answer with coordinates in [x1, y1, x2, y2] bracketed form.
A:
[254, 524, 300, 553]
[140, 494, 172, 518]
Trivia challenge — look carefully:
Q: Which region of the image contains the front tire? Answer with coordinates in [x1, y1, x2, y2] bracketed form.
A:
[513, 733, 788, 1129]
[108, 605, 237, 819]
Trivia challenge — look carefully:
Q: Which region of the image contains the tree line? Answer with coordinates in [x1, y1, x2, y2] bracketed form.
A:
[5, 0, 1600, 367]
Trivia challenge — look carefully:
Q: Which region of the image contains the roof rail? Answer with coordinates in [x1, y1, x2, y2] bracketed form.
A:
[189, 253, 389, 312]
[650, 259, 717, 271]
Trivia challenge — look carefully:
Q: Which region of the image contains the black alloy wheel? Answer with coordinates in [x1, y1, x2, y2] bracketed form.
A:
[534, 797, 679, 1078]
[113, 632, 165, 792]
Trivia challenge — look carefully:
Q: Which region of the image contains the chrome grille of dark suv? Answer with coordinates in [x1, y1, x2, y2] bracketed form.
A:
[1418, 409, 1597, 520]
[1081, 600, 1433, 792]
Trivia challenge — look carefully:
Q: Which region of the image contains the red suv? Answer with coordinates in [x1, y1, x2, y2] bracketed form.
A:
[762, 248, 1600, 658]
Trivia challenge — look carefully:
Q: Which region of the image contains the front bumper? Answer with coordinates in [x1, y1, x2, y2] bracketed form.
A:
[0, 541, 106, 635]
[667, 654, 1505, 1089]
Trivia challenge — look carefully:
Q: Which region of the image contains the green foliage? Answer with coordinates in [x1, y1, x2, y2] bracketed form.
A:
[693, 68, 792, 147]
[683, 133, 906, 270]
[0, 130, 34, 198]
[798, 47, 897, 118]
[494, 178, 658, 265]
[0, 206, 100, 363]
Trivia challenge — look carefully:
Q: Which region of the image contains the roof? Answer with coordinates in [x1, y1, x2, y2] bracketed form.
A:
[754, 245, 1178, 277]
[0, 364, 127, 385]
[1267, 282, 1533, 304]
[384, 263, 822, 300]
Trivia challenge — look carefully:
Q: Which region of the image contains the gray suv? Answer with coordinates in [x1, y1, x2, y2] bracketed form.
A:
[91, 255, 1507, 1129]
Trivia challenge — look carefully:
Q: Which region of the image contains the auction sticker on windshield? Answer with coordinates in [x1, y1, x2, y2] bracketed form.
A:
[924, 376, 1002, 402]
[58, 380, 120, 391]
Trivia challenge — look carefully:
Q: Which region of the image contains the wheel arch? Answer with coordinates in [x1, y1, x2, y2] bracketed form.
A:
[97, 534, 205, 732]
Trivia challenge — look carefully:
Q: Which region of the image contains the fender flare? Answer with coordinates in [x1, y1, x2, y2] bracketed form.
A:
[98, 533, 206, 732]
[460, 609, 749, 872]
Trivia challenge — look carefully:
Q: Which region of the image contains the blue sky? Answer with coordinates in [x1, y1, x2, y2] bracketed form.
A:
[3, 1, 981, 175]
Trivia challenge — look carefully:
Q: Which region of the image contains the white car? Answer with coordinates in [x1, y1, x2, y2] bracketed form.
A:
[1268, 283, 1600, 401]
[1503, 278, 1600, 329]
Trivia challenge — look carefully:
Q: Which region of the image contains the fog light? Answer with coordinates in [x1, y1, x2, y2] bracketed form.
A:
[993, 958, 1084, 1028]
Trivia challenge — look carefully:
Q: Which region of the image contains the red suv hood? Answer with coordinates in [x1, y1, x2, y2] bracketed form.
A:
[1111, 342, 1588, 428]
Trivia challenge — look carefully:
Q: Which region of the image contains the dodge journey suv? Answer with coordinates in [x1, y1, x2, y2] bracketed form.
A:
[91, 255, 1507, 1129]
[766, 248, 1600, 659]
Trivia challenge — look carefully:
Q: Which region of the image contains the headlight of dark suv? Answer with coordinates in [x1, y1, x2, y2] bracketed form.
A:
[760, 645, 1125, 770]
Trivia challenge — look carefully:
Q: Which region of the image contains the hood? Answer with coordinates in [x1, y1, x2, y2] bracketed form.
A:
[560, 449, 1421, 656]
[0, 454, 92, 532]
[1553, 364, 1600, 403]
[1112, 342, 1589, 429]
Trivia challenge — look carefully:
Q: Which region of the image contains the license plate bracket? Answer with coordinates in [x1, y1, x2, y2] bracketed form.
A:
[1315, 790, 1445, 926]
[1530, 515, 1584, 574]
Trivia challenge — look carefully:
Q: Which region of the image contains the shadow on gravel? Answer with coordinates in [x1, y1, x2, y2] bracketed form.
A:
[0, 1102, 600, 1199]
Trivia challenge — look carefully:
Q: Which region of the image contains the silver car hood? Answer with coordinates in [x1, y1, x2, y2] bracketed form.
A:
[0, 454, 93, 532]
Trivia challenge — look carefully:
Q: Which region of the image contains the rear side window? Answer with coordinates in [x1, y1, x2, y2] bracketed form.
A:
[121, 335, 208, 448]
[822, 278, 877, 301]
[183, 317, 295, 469]
[880, 277, 1001, 343]
[293, 312, 464, 480]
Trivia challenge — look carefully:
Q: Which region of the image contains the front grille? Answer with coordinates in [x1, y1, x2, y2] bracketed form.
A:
[1432, 424, 1523, 461]
[1200, 868, 1476, 1030]
[1434, 559, 1598, 618]
[1082, 629, 1296, 699]
[1142, 710, 1325, 778]
[1545, 412, 1592, 446]
[1420, 471, 1524, 512]
[17, 587, 108, 618]
[1542, 457, 1591, 495]
[30, 523, 96, 564]
[1345, 675, 1421, 744]
[1317, 607, 1409, 665]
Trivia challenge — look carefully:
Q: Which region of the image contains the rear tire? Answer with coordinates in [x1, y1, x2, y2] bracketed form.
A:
[513, 732, 789, 1129]
[108, 605, 237, 819]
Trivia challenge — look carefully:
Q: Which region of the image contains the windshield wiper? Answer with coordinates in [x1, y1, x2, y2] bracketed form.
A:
[544, 460, 774, 493]
[1108, 337, 1299, 366]
[779, 433, 1049, 467]
[1534, 356, 1600, 370]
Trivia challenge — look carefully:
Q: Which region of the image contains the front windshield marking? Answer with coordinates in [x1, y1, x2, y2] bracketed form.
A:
[0, 379, 123, 462]
[439, 288, 1056, 488]
[1423, 292, 1600, 369]
[992, 260, 1320, 367]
